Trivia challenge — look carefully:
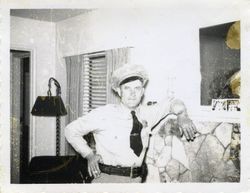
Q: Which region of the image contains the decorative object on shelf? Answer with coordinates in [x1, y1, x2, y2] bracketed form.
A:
[228, 70, 240, 97]
[31, 77, 67, 156]
[226, 21, 240, 50]
[211, 98, 240, 112]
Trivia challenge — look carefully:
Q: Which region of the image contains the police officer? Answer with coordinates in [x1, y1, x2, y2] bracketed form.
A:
[65, 64, 196, 183]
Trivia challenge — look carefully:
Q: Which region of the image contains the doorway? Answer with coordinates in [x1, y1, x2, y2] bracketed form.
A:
[10, 49, 31, 183]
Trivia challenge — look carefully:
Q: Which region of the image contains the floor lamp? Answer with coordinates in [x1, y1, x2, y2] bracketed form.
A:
[31, 77, 67, 156]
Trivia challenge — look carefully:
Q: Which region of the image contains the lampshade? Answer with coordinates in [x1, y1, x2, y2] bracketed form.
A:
[31, 96, 67, 116]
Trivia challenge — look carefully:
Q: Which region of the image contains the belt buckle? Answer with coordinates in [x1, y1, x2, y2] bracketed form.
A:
[130, 166, 134, 178]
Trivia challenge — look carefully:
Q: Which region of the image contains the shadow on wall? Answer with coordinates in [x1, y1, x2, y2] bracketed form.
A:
[146, 121, 240, 182]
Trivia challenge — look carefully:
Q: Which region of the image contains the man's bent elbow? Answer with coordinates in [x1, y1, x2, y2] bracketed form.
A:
[64, 125, 74, 144]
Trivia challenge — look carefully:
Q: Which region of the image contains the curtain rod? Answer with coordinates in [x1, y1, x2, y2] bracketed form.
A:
[63, 46, 134, 58]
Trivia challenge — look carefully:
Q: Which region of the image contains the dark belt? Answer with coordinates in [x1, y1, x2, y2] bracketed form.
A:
[99, 163, 142, 178]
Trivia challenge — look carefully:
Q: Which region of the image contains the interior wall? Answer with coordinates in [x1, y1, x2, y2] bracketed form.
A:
[55, 8, 240, 155]
[10, 6, 242, 157]
[11, 16, 57, 156]
[56, 8, 241, 115]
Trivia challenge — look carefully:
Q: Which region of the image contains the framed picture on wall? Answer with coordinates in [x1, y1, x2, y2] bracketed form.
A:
[199, 21, 240, 107]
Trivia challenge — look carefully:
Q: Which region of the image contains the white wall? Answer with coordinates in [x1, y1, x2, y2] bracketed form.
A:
[11, 16, 57, 156]
[55, 8, 242, 156]
[56, 7, 241, 115]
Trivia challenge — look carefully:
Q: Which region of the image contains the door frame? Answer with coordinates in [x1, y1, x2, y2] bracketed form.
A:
[11, 44, 37, 161]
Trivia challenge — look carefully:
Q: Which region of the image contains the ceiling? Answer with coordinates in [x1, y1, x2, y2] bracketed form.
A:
[10, 9, 91, 22]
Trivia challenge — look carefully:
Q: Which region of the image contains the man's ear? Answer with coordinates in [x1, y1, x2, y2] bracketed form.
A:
[141, 87, 145, 99]
[140, 87, 145, 97]
[117, 88, 121, 97]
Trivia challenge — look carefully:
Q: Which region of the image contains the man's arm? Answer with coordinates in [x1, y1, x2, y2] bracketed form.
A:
[64, 110, 103, 178]
[65, 117, 94, 158]
[169, 99, 197, 141]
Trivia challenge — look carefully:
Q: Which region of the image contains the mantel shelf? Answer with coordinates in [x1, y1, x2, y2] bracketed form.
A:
[190, 107, 240, 123]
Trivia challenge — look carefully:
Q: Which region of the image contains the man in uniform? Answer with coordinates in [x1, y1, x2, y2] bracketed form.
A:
[65, 64, 196, 183]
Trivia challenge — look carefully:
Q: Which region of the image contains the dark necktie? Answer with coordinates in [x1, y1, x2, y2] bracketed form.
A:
[130, 111, 143, 157]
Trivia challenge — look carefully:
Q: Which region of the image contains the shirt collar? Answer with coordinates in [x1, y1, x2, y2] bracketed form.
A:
[119, 103, 141, 118]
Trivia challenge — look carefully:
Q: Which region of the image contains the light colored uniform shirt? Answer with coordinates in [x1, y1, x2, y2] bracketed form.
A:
[65, 97, 174, 167]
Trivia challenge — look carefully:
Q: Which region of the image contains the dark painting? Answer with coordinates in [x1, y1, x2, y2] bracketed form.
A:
[200, 21, 240, 106]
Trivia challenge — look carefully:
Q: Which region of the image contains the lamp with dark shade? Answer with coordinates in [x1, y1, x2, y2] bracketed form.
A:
[31, 96, 67, 116]
[31, 77, 67, 156]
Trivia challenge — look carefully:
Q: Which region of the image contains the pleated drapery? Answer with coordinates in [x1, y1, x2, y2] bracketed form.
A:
[65, 55, 84, 155]
[64, 47, 131, 155]
[106, 47, 131, 104]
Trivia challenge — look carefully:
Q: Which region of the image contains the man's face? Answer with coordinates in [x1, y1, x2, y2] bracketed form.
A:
[117, 79, 144, 110]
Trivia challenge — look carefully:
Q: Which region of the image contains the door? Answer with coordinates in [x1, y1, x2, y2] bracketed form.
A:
[10, 50, 30, 183]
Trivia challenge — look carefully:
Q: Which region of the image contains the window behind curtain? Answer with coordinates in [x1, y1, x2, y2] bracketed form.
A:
[82, 51, 107, 115]
[65, 47, 131, 155]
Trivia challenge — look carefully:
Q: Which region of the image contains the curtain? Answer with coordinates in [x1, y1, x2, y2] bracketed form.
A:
[64, 47, 131, 154]
[65, 55, 84, 155]
[106, 47, 131, 104]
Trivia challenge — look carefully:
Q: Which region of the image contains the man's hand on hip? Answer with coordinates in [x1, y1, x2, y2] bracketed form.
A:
[86, 152, 103, 178]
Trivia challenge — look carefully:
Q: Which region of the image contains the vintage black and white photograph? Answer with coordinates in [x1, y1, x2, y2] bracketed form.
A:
[9, 8, 241, 184]
[1, 1, 250, 193]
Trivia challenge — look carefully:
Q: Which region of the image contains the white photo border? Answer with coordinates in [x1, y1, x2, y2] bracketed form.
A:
[1, 1, 250, 193]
